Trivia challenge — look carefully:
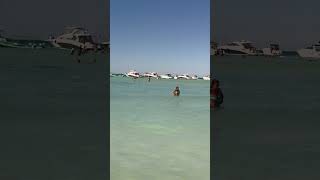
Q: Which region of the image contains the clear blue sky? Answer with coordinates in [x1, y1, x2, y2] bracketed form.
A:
[111, 0, 209, 76]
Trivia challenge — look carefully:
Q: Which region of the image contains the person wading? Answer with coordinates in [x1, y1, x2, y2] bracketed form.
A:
[173, 86, 180, 96]
[211, 79, 224, 109]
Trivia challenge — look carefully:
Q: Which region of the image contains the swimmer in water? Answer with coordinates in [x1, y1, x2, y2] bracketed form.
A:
[173, 86, 180, 96]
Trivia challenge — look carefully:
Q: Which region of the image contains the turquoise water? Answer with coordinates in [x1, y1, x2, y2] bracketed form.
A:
[111, 77, 210, 180]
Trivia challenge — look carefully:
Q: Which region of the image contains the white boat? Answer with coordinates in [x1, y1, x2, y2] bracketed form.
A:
[262, 43, 281, 56]
[218, 40, 257, 56]
[48, 27, 95, 50]
[173, 75, 178, 80]
[177, 74, 191, 80]
[0, 30, 51, 48]
[191, 75, 198, 80]
[126, 70, 140, 78]
[297, 42, 320, 59]
[160, 74, 173, 79]
[143, 72, 159, 78]
[203, 75, 210, 80]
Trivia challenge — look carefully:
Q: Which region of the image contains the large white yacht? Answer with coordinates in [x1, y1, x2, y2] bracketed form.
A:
[143, 72, 159, 78]
[191, 75, 199, 80]
[297, 42, 320, 59]
[49, 27, 95, 50]
[202, 75, 210, 81]
[218, 40, 257, 56]
[160, 74, 173, 79]
[126, 70, 140, 78]
[262, 43, 282, 56]
[177, 74, 191, 80]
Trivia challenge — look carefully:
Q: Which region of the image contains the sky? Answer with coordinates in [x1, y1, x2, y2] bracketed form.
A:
[211, 0, 320, 50]
[110, 0, 210, 75]
[0, 0, 109, 41]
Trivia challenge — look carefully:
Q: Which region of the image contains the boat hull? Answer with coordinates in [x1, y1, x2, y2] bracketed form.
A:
[297, 49, 320, 59]
[262, 48, 281, 56]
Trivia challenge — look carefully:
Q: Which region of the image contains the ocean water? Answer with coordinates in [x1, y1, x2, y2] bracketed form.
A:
[212, 56, 320, 179]
[0, 48, 109, 180]
[110, 77, 210, 180]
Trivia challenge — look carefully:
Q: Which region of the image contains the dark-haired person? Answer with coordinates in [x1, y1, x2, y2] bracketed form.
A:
[211, 79, 223, 109]
[173, 86, 180, 96]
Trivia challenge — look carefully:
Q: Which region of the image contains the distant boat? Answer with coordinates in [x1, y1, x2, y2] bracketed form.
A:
[160, 74, 173, 79]
[0, 30, 52, 48]
[143, 72, 159, 78]
[126, 70, 140, 78]
[191, 75, 198, 80]
[177, 74, 191, 80]
[297, 42, 320, 59]
[203, 75, 210, 81]
[48, 27, 96, 50]
[218, 40, 257, 56]
[112, 73, 126, 77]
[262, 43, 282, 56]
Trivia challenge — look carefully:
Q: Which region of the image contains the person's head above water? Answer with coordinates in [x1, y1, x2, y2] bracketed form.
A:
[212, 79, 219, 88]
[173, 86, 180, 96]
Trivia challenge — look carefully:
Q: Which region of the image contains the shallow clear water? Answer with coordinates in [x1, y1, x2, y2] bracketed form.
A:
[212, 56, 320, 179]
[111, 77, 210, 180]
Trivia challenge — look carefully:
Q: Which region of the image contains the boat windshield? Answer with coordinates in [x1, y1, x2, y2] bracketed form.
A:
[270, 44, 279, 50]
[315, 45, 320, 51]
[242, 43, 254, 49]
[78, 36, 93, 43]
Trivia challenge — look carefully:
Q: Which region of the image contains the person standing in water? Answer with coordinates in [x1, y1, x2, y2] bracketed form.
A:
[76, 45, 83, 63]
[211, 79, 224, 109]
[173, 86, 180, 96]
[148, 76, 151, 82]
